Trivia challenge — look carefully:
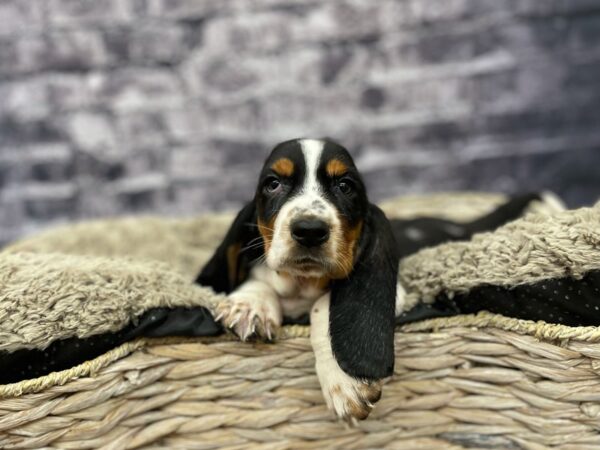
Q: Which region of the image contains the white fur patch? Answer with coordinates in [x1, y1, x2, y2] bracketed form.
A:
[252, 264, 297, 298]
[300, 138, 324, 195]
[281, 296, 316, 319]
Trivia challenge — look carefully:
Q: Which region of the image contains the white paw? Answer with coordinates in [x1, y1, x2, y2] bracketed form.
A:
[215, 294, 282, 341]
[317, 361, 382, 423]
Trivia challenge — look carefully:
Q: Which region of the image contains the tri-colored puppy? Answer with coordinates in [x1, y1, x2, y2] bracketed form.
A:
[197, 138, 399, 421]
[196, 138, 542, 421]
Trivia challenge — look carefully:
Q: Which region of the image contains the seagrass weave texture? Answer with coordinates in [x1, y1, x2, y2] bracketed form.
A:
[2, 324, 600, 449]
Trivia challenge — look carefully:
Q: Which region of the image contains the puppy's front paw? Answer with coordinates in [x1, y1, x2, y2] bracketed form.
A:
[215, 294, 281, 341]
[317, 362, 382, 422]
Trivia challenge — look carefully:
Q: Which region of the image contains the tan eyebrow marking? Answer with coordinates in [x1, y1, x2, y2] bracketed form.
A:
[271, 158, 294, 177]
[326, 159, 349, 177]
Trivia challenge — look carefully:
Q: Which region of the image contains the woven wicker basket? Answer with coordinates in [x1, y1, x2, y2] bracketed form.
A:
[3, 320, 600, 449]
[1, 193, 597, 449]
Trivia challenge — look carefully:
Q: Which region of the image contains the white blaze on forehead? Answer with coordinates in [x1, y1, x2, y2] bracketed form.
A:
[299, 139, 325, 194]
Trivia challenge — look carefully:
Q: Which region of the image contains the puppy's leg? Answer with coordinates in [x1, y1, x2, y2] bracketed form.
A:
[311, 294, 382, 422]
[216, 280, 282, 341]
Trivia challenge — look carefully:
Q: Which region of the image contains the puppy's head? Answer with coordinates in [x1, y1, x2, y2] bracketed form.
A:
[255, 138, 368, 279]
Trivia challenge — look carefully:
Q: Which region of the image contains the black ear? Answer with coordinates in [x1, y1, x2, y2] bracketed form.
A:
[195, 202, 262, 294]
[329, 204, 399, 380]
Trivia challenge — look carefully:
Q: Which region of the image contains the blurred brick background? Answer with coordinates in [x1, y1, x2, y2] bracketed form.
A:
[0, 0, 599, 245]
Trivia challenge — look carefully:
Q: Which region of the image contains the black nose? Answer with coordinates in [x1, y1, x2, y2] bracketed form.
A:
[291, 219, 330, 247]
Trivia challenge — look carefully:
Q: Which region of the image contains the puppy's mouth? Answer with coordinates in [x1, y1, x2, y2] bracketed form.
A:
[293, 256, 322, 268]
[282, 254, 331, 276]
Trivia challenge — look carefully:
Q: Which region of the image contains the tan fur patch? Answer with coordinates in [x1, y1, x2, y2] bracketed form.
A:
[299, 275, 331, 290]
[257, 216, 276, 254]
[279, 271, 331, 291]
[326, 159, 348, 177]
[331, 219, 363, 279]
[313, 275, 331, 291]
[347, 399, 371, 420]
[271, 158, 295, 177]
[237, 265, 248, 284]
[226, 243, 242, 286]
[362, 382, 383, 403]
[330, 384, 373, 421]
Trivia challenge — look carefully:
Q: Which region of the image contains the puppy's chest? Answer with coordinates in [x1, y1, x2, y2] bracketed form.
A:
[252, 264, 328, 318]
[279, 278, 326, 319]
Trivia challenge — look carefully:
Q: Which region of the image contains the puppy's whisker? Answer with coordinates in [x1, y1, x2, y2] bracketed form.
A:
[246, 223, 276, 233]
[246, 236, 264, 245]
[240, 245, 264, 253]
[250, 254, 267, 266]
[242, 238, 262, 248]
[241, 240, 266, 252]
[333, 257, 352, 280]
[242, 241, 264, 249]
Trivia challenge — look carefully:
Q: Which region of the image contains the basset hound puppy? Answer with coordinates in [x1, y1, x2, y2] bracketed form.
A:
[197, 138, 397, 421]
[196, 138, 543, 421]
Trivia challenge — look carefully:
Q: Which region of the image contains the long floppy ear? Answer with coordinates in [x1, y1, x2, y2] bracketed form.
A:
[195, 202, 262, 294]
[329, 204, 399, 380]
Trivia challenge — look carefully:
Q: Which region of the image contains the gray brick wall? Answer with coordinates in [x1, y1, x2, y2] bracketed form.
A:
[1, 0, 599, 244]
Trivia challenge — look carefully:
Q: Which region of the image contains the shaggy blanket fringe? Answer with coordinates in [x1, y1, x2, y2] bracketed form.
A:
[0, 192, 570, 355]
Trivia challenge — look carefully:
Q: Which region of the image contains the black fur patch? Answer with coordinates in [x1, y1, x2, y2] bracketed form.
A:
[329, 204, 399, 380]
[195, 202, 261, 294]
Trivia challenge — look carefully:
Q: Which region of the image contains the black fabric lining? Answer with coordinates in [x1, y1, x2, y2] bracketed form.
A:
[0, 307, 222, 384]
[448, 270, 600, 327]
[395, 299, 459, 325]
[0, 309, 312, 384]
[396, 271, 600, 327]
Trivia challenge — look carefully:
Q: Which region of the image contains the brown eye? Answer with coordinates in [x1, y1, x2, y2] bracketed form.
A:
[337, 179, 354, 195]
[264, 177, 282, 194]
